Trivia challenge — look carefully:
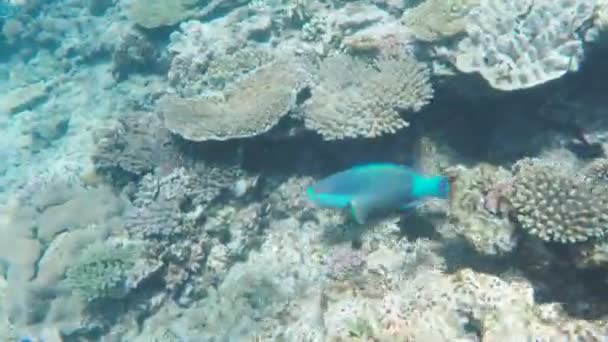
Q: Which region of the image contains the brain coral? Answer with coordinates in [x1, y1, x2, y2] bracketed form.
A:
[157, 58, 309, 141]
[304, 53, 433, 140]
[510, 159, 608, 243]
[452, 0, 595, 90]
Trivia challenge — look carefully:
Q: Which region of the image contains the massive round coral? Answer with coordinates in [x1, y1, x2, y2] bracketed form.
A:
[509, 160, 608, 243]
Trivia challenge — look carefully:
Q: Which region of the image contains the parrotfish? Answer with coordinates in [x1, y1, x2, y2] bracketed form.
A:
[307, 163, 450, 223]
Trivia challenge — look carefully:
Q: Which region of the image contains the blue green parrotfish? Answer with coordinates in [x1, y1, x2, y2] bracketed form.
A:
[307, 163, 450, 224]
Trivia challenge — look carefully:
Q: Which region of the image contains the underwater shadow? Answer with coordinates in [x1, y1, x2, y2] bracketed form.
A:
[512, 237, 608, 319]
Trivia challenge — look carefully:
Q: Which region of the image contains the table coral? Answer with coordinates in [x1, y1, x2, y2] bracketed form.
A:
[158, 58, 309, 141]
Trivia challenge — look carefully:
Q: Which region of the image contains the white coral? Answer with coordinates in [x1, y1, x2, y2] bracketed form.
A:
[452, 0, 596, 90]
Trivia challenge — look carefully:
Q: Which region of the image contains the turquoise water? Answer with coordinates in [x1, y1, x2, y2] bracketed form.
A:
[1, 0, 608, 340]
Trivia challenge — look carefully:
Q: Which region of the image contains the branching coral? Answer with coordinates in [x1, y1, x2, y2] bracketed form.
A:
[510, 159, 608, 243]
[304, 52, 433, 140]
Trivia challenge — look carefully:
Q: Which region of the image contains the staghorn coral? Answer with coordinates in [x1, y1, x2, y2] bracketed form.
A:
[158, 58, 309, 141]
[401, 0, 480, 42]
[304, 52, 433, 140]
[450, 0, 596, 91]
[509, 159, 608, 243]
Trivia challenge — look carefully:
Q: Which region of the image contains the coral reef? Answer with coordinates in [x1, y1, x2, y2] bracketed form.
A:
[401, 0, 480, 42]
[92, 111, 176, 181]
[304, 52, 433, 140]
[510, 158, 608, 243]
[64, 239, 144, 302]
[158, 58, 310, 141]
[166, 19, 255, 96]
[111, 28, 162, 81]
[126, 0, 200, 29]
[450, 0, 596, 90]
[445, 164, 518, 255]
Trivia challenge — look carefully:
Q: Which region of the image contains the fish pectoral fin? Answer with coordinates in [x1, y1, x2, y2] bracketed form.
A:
[350, 199, 368, 224]
[350, 195, 378, 224]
